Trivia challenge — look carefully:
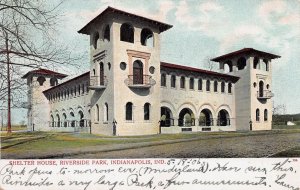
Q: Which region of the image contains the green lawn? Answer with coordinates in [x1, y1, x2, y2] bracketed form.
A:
[272, 124, 300, 129]
[1, 125, 27, 131]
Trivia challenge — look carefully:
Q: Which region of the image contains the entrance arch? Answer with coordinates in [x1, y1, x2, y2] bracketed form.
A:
[178, 108, 195, 126]
[217, 109, 230, 126]
[199, 109, 213, 126]
[160, 107, 174, 126]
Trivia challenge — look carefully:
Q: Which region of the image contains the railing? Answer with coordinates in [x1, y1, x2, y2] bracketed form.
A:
[49, 120, 91, 128]
[125, 75, 156, 88]
[160, 119, 175, 127]
[199, 118, 214, 126]
[178, 119, 195, 127]
[257, 90, 274, 99]
[216, 118, 231, 126]
[89, 76, 107, 90]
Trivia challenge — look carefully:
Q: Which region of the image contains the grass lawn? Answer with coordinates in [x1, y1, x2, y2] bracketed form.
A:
[1, 125, 27, 131]
[272, 124, 300, 129]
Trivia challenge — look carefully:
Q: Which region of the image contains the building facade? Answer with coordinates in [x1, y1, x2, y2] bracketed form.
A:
[22, 7, 280, 136]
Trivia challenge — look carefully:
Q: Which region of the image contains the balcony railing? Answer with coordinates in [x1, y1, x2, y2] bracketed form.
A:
[89, 76, 107, 90]
[257, 90, 274, 99]
[160, 119, 175, 127]
[125, 75, 156, 88]
[199, 118, 214, 126]
[178, 119, 195, 127]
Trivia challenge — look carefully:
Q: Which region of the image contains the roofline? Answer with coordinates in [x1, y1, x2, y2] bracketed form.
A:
[43, 72, 90, 94]
[211, 48, 281, 62]
[21, 69, 68, 79]
[160, 62, 239, 82]
[78, 6, 173, 34]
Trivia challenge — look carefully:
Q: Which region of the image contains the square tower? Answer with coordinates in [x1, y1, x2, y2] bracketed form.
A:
[211, 48, 280, 131]
[78, 7, 172, 135]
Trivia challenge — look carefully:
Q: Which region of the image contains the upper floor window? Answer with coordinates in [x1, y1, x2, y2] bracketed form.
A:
[198, 79, 202, 90]
[133, 60, 143, 84]
[221, 82, 225, 93]
[180, 76, 185, 89]
[161, 73, 166, 87]
[103, 25, 110, 42]
[263, 59, 269, 71]
[237, 57, 246, 70]
[93, 32, 99, 49]
[141, 28, 153, 47]
[224, 60, 233, 73]
[37, 76, 46, 86]
[206, 80, 210, 91]
[100, 62, 104, 85]
[144, 103, 150, 120]
[126, 102, 133, 120]
[256, 109, 260, 122]
[228, 83, 232, 93]
[171, 75, 176, 88]
[253, 57, 259, 69]
[214, 81, 218, 92]
[50, 78, 58, 86]
[189, 78, 194, 90]
[120, 23, 134, 43]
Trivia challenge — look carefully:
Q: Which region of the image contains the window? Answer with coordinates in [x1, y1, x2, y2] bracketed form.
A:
[189, 78, 194, 90]
[214, 81, 218, 92]
[100, 62, 104, 85]
[161, 73, 166, 87]
[104, 103, 108, 122]
[259, 81, 264, 97]
[37, 76, 46, 86]
[50, 78, 58, 86]
[180, 76, 185, 89]
[256, 109, 260, 122]
[56, 114, 60, 127]
[63, 113, 67, 127]
[221, 82, 225, 93]
[96, 104, 99, 122]
[133, 60, 143, 84]
[78, 84, 81, 95]
[141, 28, 153, 47]
[144, 103, 150, 120]
[171, 75, 176, 88]
[126, 102, 133, 120]
[224, 61, 233, 73]
[103, 25, 110, 41]
[82, 84, 85, 94]
[206, 80, 210, 91]
[120, 23, 134, 43]
[228, 83, 232, 93]
[198, 79, 202, 90]
[237, 57, 246, 70]
[93, 32, 99, 49]
[263, 59, 269, 71]
[264, 109, 268, 121]
[254, 57, 259, 69]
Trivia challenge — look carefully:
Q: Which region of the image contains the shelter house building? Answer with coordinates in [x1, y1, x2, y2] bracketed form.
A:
[22, 7, 280, 136]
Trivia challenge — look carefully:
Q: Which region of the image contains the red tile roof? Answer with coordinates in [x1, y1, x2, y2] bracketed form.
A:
[78, 6, 173, 34]
[160, 62, 239, 82]
[22, 69, 67, 79]
[211, 48, 281, 62]
[43, 72, 90, 94]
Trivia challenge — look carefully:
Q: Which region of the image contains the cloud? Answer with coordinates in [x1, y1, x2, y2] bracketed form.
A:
[258, 0, 287, 24]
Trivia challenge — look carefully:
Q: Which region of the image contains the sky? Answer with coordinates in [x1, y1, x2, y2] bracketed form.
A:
[8, 0, 300, 124]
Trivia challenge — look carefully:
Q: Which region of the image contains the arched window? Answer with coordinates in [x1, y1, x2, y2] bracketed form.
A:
[198, 79, 202, 90]
[126, 102, 133, 120]
[259, 81, 264, 97]
[237, 57, 246, 70]
[171, 75, 176, 88]
[63, 113, 67, 127]
[82, 84, 85, 94]
[78, 111, 84, 127]
[264, 109, 268, 121]
[50, 78, 58, 86]
[206, 80, 210, 91]
[214, 81, 218, 92]
[180, 76, 185, 89]
[141, 28, 153, 47]
[103, 25, 110, 41]
[96, 104, 99, 122]
[104, 103, 108, 122]
[189, 78, 194, 90]
[56, 114, 60, 127]
[51, 115, 54, 127]
[256, 109, 260, 122]
[221, 82, 225, 93]
[120, 23, 134, 43]
[228, 83, 232, 93]
[263, 59, 269, 71]
[37, 76, 46, 86]
[78, 84, 81, 95]
[70, 112, 75, 127]
[133, 60, 143, 84]
[224, 61, 233, 73]
[144, 103, 150, 120]
[93, 32, 99, 49]
[161, 73, 166, 87]
[253, 57, 259, 69]
[100, 62, 104, 85]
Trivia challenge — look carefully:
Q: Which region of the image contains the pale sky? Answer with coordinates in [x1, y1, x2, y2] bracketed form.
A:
[10, 0, 300, 124]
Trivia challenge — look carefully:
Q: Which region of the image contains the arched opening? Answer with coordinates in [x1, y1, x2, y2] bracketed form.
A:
[126, 102, 133, 120]
[144, 103, 150, 120]
[51, 115, 54, 127]
[198, 79, 202, 90]
[217, 109, 230, 126]
[228, 83, 232, 93]
[133, 60, 143, 84]
[224, 61, 233, 73]
[199, 109, 213, 126]
[37, 76, 46, 86]
[171, 75, 176, 88]
[104, 103, 108, 122]
[160, 107, 174, 127]
[178, 108, 195, 127]
[50, 78, 58, 86]
[63, 113, 67, 127]
[189, 78, 194, 90]
[206, 80, 210, 91]
[120, 23, 134, 43]
[56, 114, 60, 127]
[263, 59, 268, 71]
[256, 109, 260, 122]
[96, 104, 99, 122]
[214, 81, 218, 92]
[70, 112, 75, 127]
[221, 82, 225, 93]
[180, 76, 185, 89]
[254, 57, 259, 69]
[264, 109, 268, 121]
[78, 110, 84, 127]
[93, 32, 99, 49]
[237, 57, 246, 70]
[141, 28, 153, 47]
[100, 62, 104, 85]
[259, 81, 264, 97]
[161, 73, 166, 87]
[103, 25, 110, 42]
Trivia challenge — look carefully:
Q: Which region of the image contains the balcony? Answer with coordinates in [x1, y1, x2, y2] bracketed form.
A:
[125, 75, 156, 89]
[257, 90, 274, 99]
[89, 76, 107, 90]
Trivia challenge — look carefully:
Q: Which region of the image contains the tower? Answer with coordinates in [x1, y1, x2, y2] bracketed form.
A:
[211, 48, 280, 131]
[78, 7, 172, 135]
[22, 69, 67, 131]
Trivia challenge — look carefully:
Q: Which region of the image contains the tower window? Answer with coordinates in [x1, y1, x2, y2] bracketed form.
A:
[50, 78, 58, 86]
[144, 103, 150, 120]
[198, 79, 202, 90]
[103, 25, 110, 41]
[206, 80, 210, 91]
[254, 57, 259, 69]
[141, 28, 153, 47]
[237, 57, 246, 70]
[126, 102, 133, 120]
[180, 76, 185, 89]
[189, 78, 194, 90]
[161, 73, 166, 87]
[120, 23, 134, 43]
[214, 81, 218, 92]
[228, 83, 232, 93]
[133, 60, 143, 84]
[37, 76, 46, 86]
[93, 32, 99, 49]
[171, 75, 176, 88]
[221, 82, 225, 93]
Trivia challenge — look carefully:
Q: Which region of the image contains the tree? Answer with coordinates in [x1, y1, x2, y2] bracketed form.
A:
[0, 0, 82, 133]
[203, 56, 216, 71]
